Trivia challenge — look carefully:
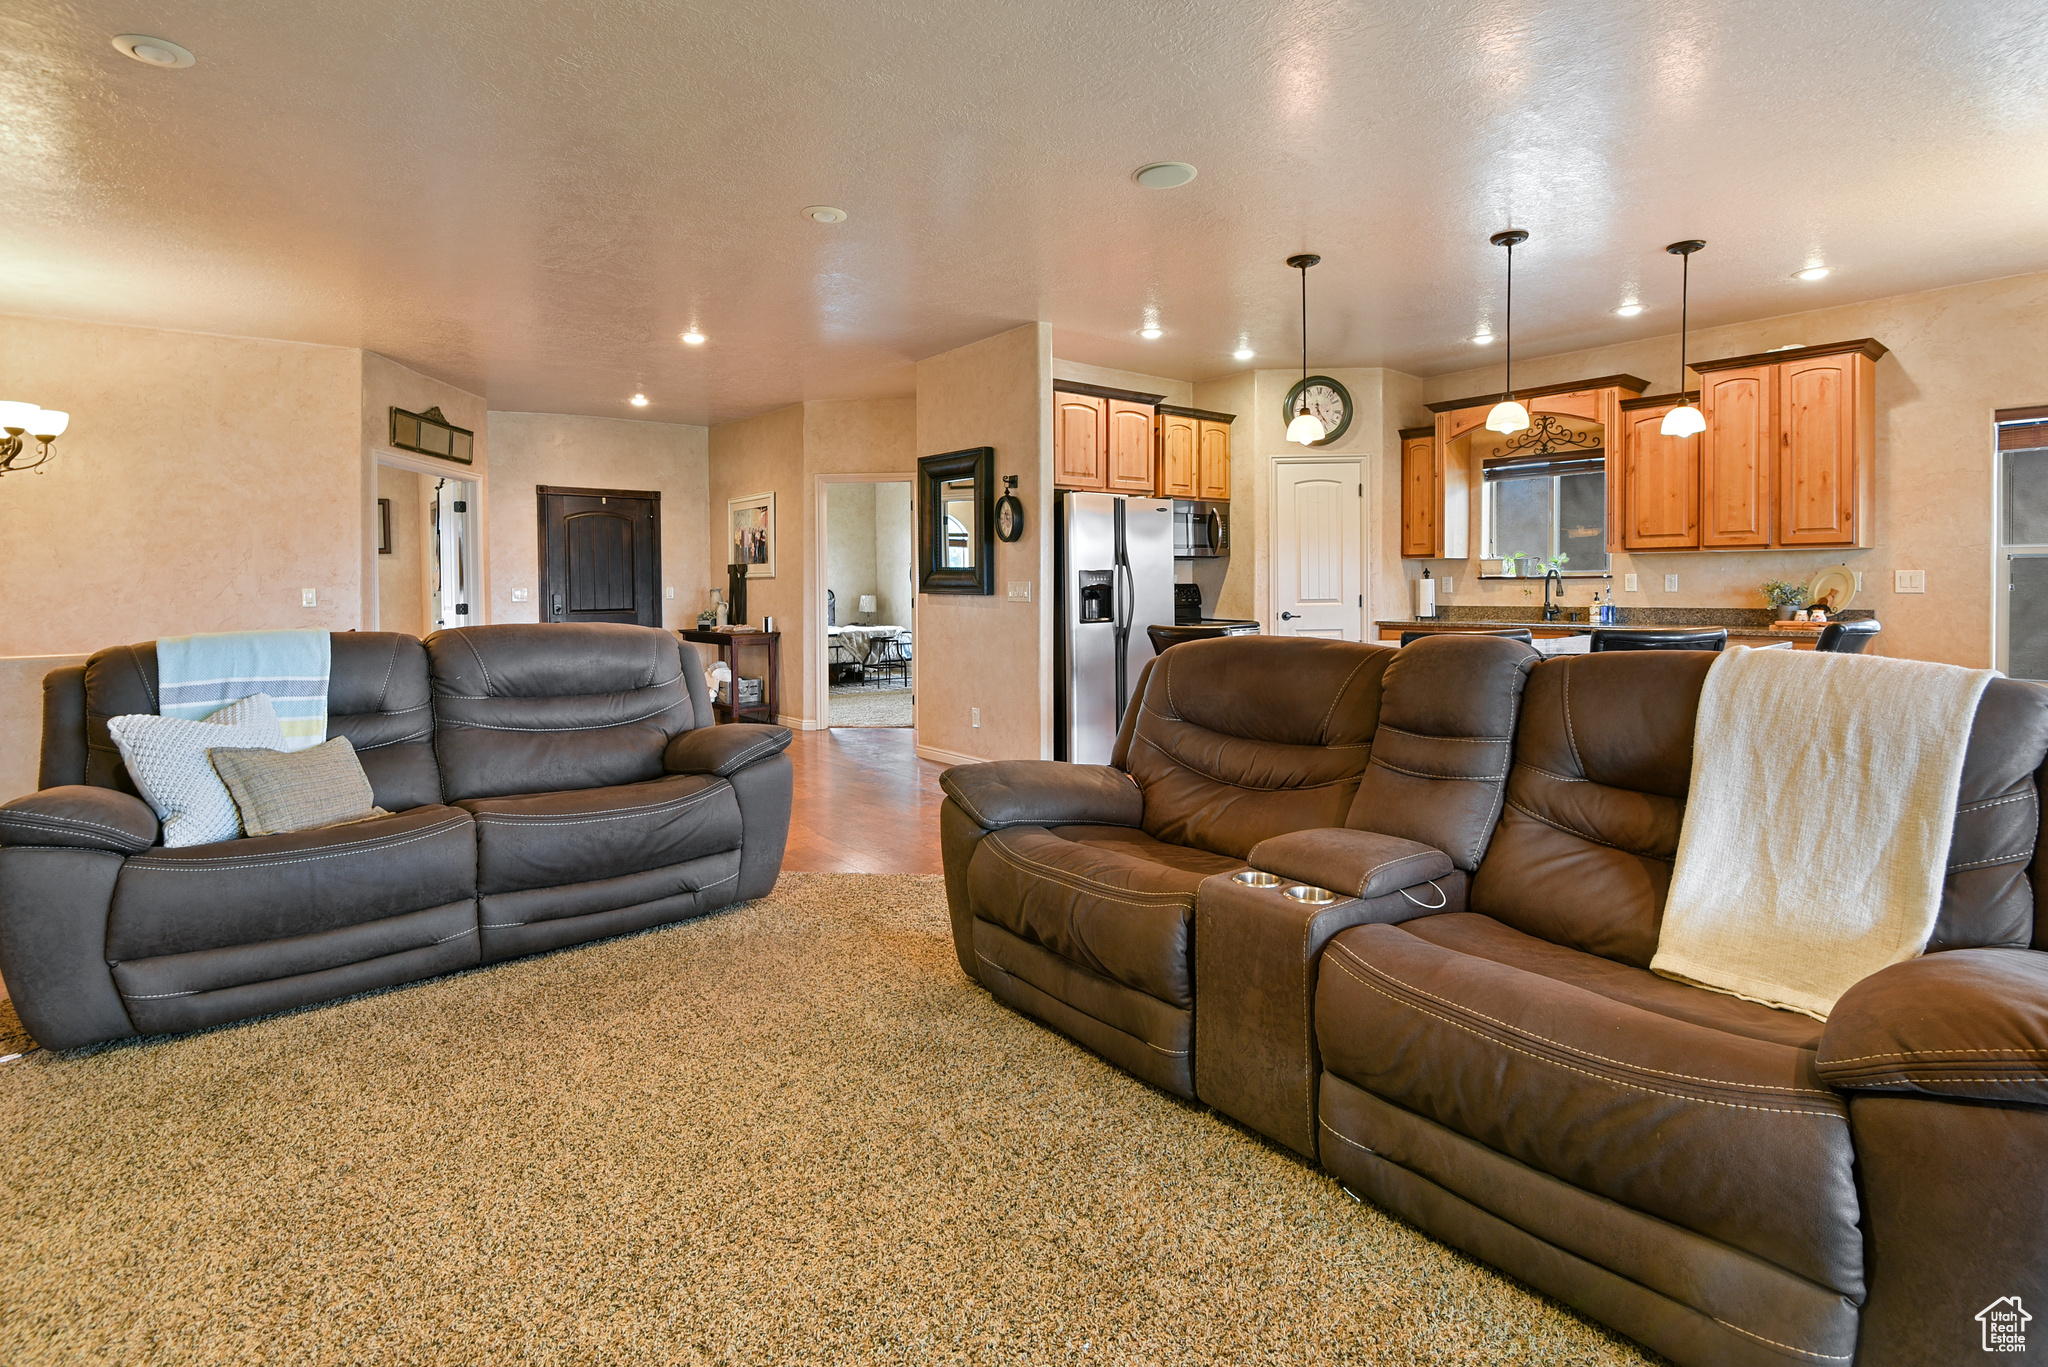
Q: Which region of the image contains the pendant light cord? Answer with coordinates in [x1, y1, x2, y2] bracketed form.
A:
[1679, 249, 1690, 399]
[1503, 241, 1514, 402]
[1299, 263, 1310, 410]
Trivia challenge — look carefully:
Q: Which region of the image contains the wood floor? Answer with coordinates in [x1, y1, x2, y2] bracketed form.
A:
[782, 726, 949, 875]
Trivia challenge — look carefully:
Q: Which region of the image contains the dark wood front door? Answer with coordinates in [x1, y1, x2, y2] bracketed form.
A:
[538, 486, 662, 626]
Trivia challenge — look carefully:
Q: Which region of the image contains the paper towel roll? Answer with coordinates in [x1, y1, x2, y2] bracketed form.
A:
[1414, 577, 1436, 619]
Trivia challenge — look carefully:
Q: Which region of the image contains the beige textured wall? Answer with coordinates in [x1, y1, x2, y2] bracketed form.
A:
[489, 410, 710, 631]
[375, 465, 429, 638]
[873, 480, 914, 627]
[826, 482, 879, 626]
[914, 323, 1053, 762]
[1409, 270, 2048, 666]
[360, 352, 489, 630]
[0, 313, 363, 656]
[0, 654, 86, 802]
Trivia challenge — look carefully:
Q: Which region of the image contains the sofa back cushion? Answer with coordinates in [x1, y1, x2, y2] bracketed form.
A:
[426, 623, 704, 801]
[1124, 636, 1390, 859]
[1347, 634, 1536, 872]
[77, 633, 441, 812]
[1476, 654, 2048, 968]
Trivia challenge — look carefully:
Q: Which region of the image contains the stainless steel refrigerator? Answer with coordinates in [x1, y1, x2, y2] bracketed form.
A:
[1056, 490, 1175, 763]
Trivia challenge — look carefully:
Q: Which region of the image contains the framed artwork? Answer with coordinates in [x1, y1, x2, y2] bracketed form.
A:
[728, 491, 776, 578]
[377, 498, 393, 554]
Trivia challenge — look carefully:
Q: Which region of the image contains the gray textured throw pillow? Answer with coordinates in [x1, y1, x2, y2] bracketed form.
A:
[108, 693, 287, 847]
[208, 736, 386, 837]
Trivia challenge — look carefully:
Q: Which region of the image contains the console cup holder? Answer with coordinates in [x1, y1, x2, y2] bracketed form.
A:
[1284, 885, 1336, 905]
[1232, 870, 1282, 888]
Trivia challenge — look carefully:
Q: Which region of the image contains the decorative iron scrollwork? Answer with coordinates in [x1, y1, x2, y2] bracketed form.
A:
[1494, 412, 1600, 457]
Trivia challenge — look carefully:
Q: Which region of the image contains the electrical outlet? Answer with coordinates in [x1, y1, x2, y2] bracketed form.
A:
[1895, 569, 1926, 594]
[1007, 581, 1032, 603]
[1624, 574, 1639, 593]
[1440, 576, 1455, 594]
[1664, 574, 1680, 593]
[971, 707, 981, 728]
[1853, 571, 1864, 594]
[301, 588, 318, 608]
[664, 586, 675, 600]
[511, 587, 529, 602]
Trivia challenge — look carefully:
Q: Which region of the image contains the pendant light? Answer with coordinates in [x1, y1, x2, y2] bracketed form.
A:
[1485, 229, 1531, 435]
[1285, 253, 1325, 445]
[1660, 240, 1708, 437]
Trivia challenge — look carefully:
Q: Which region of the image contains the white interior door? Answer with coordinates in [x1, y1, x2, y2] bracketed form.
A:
[1272, 461, 1363, 639]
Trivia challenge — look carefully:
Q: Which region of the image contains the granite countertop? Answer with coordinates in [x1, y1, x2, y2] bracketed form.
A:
[1378, 618, 1797, 641]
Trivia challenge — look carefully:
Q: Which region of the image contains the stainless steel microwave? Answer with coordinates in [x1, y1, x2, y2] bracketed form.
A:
[1173, 500, 1229, 558]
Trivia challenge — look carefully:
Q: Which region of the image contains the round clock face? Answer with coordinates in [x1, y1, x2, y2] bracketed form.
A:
[995, 494, 1025, 542]
[1283, 375, 1353, 446]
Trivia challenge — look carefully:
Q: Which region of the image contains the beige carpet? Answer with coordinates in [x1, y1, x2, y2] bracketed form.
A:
[2, 874, 1657, 1365]
[828, 687, 913, 728]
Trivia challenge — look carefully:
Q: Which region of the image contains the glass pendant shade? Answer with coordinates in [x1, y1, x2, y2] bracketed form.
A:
[0, 400, 39, 432]
[1485, 400, 1530, 435]
[1286, 409, 1325, 445]
[1660, 403, 1706, 438]
[29, 410, 69, 439]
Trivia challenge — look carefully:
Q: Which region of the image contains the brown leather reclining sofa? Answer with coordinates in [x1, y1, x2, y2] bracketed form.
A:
[940, 633, 2048, 1367]
[0, 623, 792, 1052]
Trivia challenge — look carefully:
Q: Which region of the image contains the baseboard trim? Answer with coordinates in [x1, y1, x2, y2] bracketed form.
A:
[776, 714, 823, 731]
[915, 743, 987, 767]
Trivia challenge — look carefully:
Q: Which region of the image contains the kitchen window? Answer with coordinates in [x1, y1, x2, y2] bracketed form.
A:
[1482, 454, 1609, 573]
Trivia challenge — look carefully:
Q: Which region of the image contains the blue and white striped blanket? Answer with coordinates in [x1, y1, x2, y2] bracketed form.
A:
[156, 629, 330, 751]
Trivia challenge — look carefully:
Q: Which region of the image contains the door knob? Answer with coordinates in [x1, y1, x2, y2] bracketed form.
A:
[1279, 611, 1300, 621]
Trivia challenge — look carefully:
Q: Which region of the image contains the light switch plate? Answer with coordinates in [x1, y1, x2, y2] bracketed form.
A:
[971, 707, 981, 728]
[664, 587, 675, 599]
[301, 588, 318, 607]
[1853, 571, 1864, 594]
[1664, 574, 1680, 593]
[1624, 574, 1639, 593]
[1007, 581, 1032, 602]
[511, 587, 529, 602]
[1895, 569, 1926, 594]
[1440, 576, 1454, 594]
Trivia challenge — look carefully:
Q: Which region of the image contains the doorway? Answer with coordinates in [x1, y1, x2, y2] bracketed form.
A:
[537, 486, 662, 626]
[1270, 459, 1365, 639]
[1997, 407, 2048, 678]
[820, 478, 915, 728]
[376, 456, 480, 635]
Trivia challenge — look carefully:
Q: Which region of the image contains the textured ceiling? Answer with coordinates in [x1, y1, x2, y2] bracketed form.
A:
[3, 0, 2046, 425]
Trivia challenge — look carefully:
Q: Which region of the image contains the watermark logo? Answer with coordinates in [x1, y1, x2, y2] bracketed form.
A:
[1979, 1297, 2031, 1353]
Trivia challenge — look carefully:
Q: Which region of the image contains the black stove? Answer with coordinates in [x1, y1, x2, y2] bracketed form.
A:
[1172, 583, 1260, 631]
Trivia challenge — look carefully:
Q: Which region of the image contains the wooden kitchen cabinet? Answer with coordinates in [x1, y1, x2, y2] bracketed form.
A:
[1156, 409, 1197, 498]
[1777, 349, 1875, 546]
[1399, 427, 1438, 557]
[1699, 366, 1775, 548]
[1196, 419, 1232, 501]
[1619, 396, 1700, 550]
[1054, 392, 1107, 490]
[1107, 399, 1156, 494]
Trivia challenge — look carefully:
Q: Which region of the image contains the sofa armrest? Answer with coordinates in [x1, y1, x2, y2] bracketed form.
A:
[1816, 947, 2048, 1106]
[937, 761, 1142, 831]
[0, 786, 157, 854]
[1248, 828, 1454, 901]
[663, 723, 792, 778]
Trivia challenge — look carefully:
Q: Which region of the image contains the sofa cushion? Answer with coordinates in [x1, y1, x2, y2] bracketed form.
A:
[966, 824, 1242, 1009]
[1315, 914, 1861, 1298]
[458, 773, 742, 896]
[108, 805, 476, 960]
[1123, 636, 1391, 859]
[427, 623, 704, 802]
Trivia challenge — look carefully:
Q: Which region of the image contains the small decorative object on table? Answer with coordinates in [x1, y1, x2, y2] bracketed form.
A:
[1761, 579, 1809, 621]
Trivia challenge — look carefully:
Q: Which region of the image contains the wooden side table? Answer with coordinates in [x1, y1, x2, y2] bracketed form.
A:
[681, 629, 781, 724]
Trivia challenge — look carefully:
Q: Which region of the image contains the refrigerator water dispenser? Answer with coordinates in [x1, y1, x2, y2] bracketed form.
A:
[1077, 570, 1114, 622]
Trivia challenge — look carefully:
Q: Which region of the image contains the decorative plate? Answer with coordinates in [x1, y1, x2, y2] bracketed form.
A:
[1807, 566, 1857, 615]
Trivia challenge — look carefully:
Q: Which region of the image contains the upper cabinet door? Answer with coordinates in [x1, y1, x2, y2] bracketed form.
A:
[1400, 434, 1437, 557]
[1196, 420, 1232, 501]
[1107, 400, 1157, 494]
[1621, 404, 1700, 550]
[1700, 367, 1774, 547]
[1778, 353, 1871, 546]
[1157, 411, 1197, 498]
[1054, 393, 1108, 490]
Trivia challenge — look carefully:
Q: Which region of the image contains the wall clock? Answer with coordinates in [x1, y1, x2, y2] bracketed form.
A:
[995, 475, 1026, 542]
[1281, 375, 1353, 447]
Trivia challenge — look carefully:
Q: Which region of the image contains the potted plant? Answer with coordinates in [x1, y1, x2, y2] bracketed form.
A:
[1761, 579, 1809, 621]
[1501, 552, 1526, 578]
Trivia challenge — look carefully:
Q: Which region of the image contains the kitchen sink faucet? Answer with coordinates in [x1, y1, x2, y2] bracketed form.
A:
[1543, 569, 1565, 622]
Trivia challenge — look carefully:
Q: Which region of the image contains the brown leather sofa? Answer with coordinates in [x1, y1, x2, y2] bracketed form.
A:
[942, 635, 2048, 1367]
[0, 623, 791, 1051]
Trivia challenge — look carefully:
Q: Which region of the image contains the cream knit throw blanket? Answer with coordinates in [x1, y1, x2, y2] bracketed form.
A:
[1651, 646, 1996, 1019]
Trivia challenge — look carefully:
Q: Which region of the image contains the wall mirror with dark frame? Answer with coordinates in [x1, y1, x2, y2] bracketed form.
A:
[918, 446, 995, 595]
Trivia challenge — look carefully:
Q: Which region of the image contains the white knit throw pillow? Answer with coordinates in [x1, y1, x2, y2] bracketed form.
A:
[108, 693, 288, 848]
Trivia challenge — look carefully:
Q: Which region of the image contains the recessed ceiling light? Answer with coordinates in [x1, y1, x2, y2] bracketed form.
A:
[1795, 265, 1830, 282]
[1140, 327, 1164, 340]
[1472, 332, 1495, 345]
[113, 34, 195, 67]
[680, 330, 706, 345]
[802, 206, 848, 224]
[630, 394, 649, 407]
[1615, 303, 1645, 317]
[1133, 162, 1198, 189]
[1233, 347, 1255, 361]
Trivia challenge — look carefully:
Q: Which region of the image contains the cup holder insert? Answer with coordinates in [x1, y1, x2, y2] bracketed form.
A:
[1232, 870, 1282, 888]
[1284, 885, 1336, 905]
